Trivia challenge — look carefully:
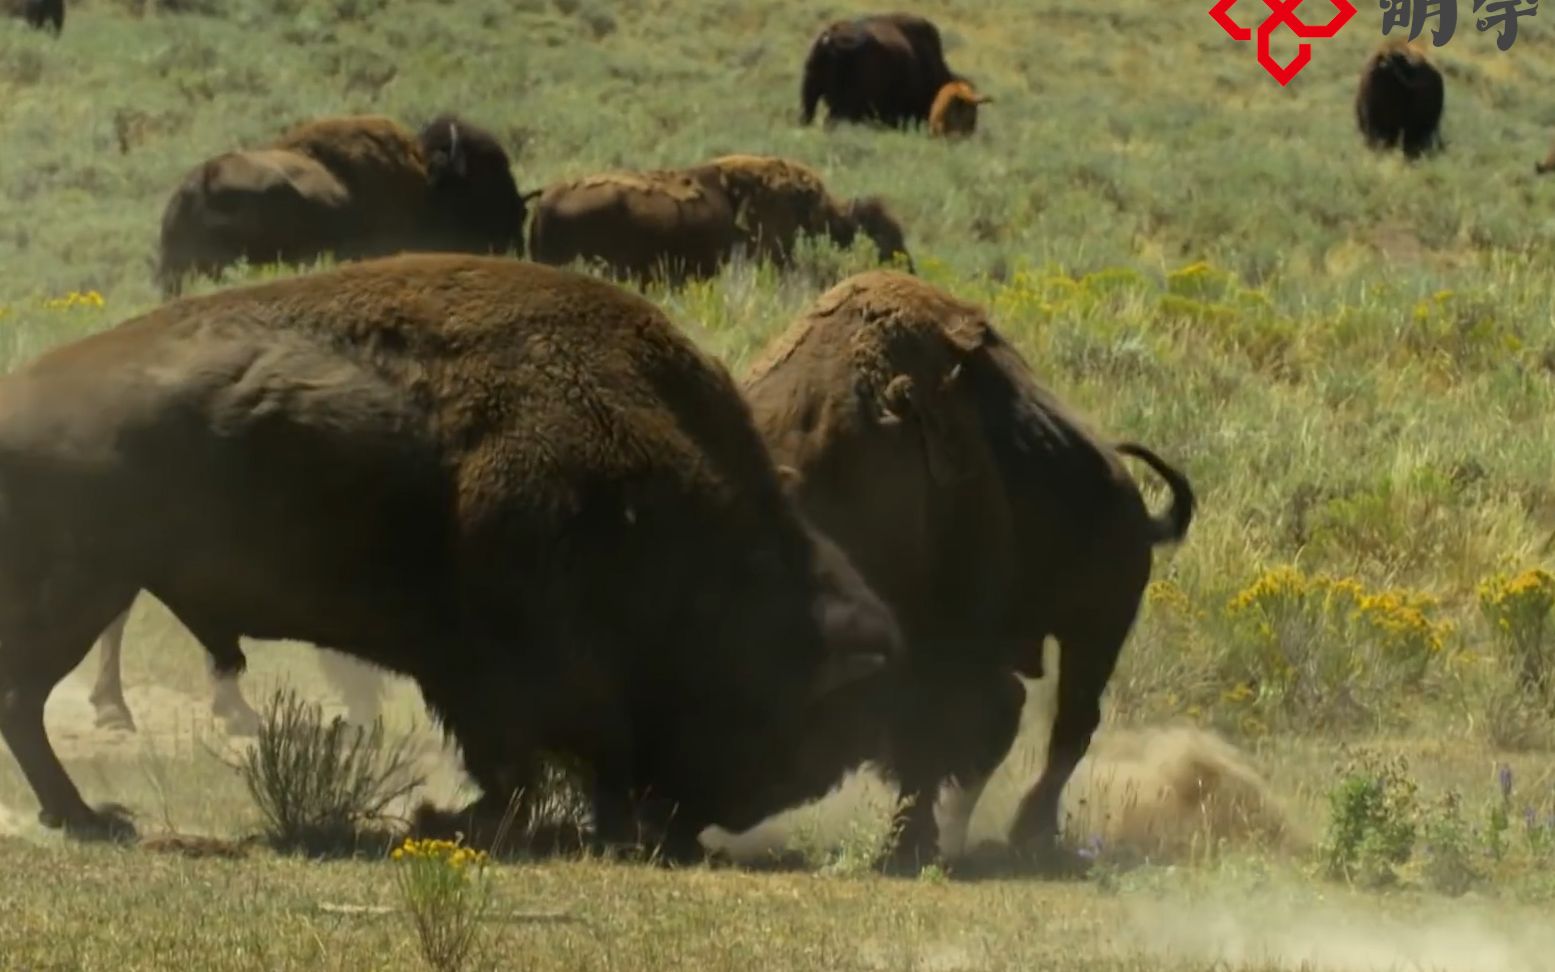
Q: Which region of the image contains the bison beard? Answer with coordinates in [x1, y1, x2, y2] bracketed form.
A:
[0, 254, 902, 859]
[743, 271, 1194, 873]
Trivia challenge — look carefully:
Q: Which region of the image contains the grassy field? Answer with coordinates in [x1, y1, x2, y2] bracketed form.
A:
[6, 0, 1555, 969]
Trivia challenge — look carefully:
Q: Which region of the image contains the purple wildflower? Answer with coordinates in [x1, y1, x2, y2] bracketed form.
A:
[1498, 763, 1514, 801]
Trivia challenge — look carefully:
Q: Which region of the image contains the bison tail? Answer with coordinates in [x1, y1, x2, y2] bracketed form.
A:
[1115, 442, 1195, 546]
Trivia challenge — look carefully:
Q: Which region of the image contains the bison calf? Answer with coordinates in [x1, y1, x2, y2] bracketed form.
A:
[928, 81, 992, 139]
[1355, 39, 1444, 160]
[0, 253, 902, 857]
[156, 114, 532, 297]
[528, 154, 912, 284]
[743, 271, 1194, 872]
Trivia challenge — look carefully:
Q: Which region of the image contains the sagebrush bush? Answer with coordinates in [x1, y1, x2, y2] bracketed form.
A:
[231, 687, 425, 855]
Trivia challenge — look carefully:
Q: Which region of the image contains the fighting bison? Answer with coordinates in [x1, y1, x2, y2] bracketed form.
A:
[155, 114, 532, 297]
[0, 253, 903, 857]
[800, 13, 965, 129]
[1355, 39, 1444, 160]
[87, 602, 386, 735]
[528, 154, 913, 284]
[5, 0, 62, 33]
[928, 81, 991, 139]
[742, 271, 1194, 871]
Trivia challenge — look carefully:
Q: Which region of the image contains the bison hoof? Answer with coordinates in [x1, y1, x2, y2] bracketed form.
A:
[42, 803, 138, 843]
[93, 704, 138, 734]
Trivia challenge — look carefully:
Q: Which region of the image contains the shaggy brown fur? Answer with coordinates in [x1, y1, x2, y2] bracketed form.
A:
[928, 81, 991, 138]
[1355, 39, 1444, 160]
[526, 166, 742, 284]
[0, 253, 903, 859]
[742, 271, 1195, 872]
[707, 154, 914, 271]
[156, 114, 531, 296]
[528, 155, 913, 284]
[800, 13, 965, 129]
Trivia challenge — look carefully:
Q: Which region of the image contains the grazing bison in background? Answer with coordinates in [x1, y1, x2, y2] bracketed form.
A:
[0, 253, 902, 858]
[4, 0, 62, 33]
[528, 154, 913, 284]
[87, 603, 386, 736]
[1535, 138, 1555, 174]
[928, 81, 991, 139]
[742, 271, 1195, 872]
[1355, 39, 1444, 160]
[155, 114, 531, 297]
[800, 12, 965, 129]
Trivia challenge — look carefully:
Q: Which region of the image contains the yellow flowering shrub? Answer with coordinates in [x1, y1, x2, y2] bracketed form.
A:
[391, 837, 493, 972]
[42, 290, 106, 311]
[1222, 565, 1453, 729]
[1477, 568, 1555, 695]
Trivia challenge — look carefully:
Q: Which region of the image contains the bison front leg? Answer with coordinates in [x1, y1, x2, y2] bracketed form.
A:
[882, 667, 1025, 875]
[0, 594, 139, 840]
[86, 605, 136, 732]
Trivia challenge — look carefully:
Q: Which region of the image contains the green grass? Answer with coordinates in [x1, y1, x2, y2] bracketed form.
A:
[6, 0, 1555, 968]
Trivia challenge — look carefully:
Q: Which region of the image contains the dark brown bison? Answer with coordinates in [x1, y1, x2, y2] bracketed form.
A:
[528, 154, 912, 284]
[1355, 39, 1444, 160]
[1535, 138, 1555, 175]
[86, 602, 386, 735]
[928, 81, 991, 139]
[800, 13, 964, 129]
[0, 253, 903, 856]
[742, 271, 1194, 872]
[5, 0, 62, 33]
[155, 114, 532, 297]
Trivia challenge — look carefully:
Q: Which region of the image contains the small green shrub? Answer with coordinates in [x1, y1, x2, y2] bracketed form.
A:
[1420, 789, 1479, 897]
[1318, 750, 1419, 887]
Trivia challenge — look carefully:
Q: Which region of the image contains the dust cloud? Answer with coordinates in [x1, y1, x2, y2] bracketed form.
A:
[1121, 891, 1555, 972]
[1060, 724, 1297, 861]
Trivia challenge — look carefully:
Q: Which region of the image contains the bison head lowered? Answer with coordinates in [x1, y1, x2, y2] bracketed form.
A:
[843, 196, 915, 274]
[416, 114, 530, 257]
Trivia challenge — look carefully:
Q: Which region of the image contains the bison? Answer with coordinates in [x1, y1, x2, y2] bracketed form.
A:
[86, 602, 386, 735]
[528, 154, 912, 284]
[1355, 39, 1444, 160]
[0, 253, 903, 858]
[800, 13, 965, 129]
[155, 114, 532, 297]
[928, 81, 991, 139]
[5, 0, 62, 33]
[1535, 138, 1555, 175]
[742, 271, 1194, 872]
